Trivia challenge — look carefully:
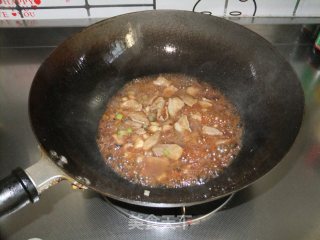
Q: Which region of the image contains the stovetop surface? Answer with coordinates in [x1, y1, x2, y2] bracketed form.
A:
[1, 24, 320, 240]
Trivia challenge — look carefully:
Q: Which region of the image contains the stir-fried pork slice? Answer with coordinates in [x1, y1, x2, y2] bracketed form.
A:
[141, 94, 159, 106]
[124, 120, 143, 129]
[152, 144, 183, 160]
[133, 137, 144, 149]
[150, 97, 165, 111]
[186, 86, 200, 97]
[153, 76, 171, 87]
[112, 134, 124, 145]
[157, 106, 169, 122]
[162, 124, 173, 132]
[143, 132, 160, 150]
[179, 94, 197, 107]
[163, 85, 178, 97]
[168, 97, 184, 117]
[128, 112, 149, 126]
[121, 99, 142, 111]
[148, 125, 161, 132]
[202, 126, 223, 136]
[136, 128, 146, 135]
[174, 115, 191, 132]
[199, 99, 213, 108]
[190, 112, 202, 121]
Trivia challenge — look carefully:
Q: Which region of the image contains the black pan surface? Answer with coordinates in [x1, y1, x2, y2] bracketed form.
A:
[29, 10, 304, 207]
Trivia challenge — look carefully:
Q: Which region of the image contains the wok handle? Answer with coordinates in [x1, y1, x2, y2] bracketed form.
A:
[0, 168, 39, 217]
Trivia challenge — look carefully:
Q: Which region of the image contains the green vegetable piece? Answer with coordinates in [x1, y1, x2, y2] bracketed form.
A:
[117, 127, 132, 137]
[163, 148, 170, 157]
[115, 113, 123, 120]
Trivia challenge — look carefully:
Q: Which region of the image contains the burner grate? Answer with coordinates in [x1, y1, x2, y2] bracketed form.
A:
[103, 194, 234, 228]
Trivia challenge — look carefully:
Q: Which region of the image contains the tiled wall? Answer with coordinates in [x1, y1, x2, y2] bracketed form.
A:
[0, 0, 319, 26]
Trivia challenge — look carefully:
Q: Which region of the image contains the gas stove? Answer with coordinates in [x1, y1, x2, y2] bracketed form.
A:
[1, 24, 320, 240]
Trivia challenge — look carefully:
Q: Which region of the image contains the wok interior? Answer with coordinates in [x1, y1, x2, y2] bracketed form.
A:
[29, 11, 304, 206]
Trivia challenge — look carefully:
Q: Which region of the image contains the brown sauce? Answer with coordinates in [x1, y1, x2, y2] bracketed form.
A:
[97, 74, 242, 188]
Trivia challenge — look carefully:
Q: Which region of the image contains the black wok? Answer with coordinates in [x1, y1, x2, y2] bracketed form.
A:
[0, 10, 304, 217]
